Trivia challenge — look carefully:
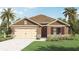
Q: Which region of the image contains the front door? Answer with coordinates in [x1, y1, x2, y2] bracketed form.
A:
[41, 26, 47, 37]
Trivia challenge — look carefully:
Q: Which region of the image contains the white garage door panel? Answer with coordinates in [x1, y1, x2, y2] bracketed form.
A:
[14, 28, 37, 39]
[15, 29, 26, 39]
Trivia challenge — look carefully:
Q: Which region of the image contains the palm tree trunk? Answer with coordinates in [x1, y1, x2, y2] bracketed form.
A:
[3, 32, 6, 38]
[66, 16, 68, 21]
[2, 30, 6, 38]
[7, 23, 9, 31]
[7, 19, 9, 31]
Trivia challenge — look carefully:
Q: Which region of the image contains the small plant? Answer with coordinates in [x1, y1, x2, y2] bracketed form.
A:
[47, 36, 60, 41]
[36, 38, 40, 40]
[36, 35, 40, 40]
[47, 35, 52, 41]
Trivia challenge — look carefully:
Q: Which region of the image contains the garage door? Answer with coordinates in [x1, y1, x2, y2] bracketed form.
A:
[14, 28, 37, 39]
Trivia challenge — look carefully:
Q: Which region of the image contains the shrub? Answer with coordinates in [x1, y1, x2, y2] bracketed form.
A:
[73, 34, 79, 40]
[46, 35, 78, 41]
[0, 33, 13, 42]
[5, 36, 13, 40]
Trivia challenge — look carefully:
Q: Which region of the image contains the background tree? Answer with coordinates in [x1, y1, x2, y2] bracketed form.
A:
[63, 7, 77, 35]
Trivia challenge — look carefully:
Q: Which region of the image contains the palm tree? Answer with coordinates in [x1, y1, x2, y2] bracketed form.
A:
[63, 7, 77, 35]
[0, 8, 15, 38]
[0, 8, 15, 31]
[63, 7, 77, 21]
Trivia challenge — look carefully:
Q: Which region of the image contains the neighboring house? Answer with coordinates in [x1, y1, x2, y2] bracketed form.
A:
[11, 14, 70, 39]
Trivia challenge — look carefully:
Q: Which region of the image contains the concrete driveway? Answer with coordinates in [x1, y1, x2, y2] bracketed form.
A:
[0, 39, 34, 51]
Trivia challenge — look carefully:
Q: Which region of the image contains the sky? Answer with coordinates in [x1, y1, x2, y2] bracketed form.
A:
[13, 7, 66, 19]
[0, 7, 79, 20]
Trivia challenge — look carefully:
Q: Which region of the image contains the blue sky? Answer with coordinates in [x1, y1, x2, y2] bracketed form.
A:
[13, 7, 66, 19]
[0, 7, 79, 19]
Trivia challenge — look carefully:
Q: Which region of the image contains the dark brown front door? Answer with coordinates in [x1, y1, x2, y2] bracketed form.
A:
[41, 26, 47, 37]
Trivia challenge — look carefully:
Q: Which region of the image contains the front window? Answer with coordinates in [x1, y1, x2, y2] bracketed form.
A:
[51, 27, 64, 35]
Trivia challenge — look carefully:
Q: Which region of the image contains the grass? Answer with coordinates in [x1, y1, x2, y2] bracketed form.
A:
[22, 40, 79, 51]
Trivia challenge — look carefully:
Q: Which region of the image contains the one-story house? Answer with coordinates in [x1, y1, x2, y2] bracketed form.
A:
[11, 14, 70, 39]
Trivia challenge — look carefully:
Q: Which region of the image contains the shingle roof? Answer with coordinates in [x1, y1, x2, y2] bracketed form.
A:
[30, 14, 55, 24]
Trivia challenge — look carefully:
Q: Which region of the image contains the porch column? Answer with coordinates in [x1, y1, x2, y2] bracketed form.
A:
[64, 26, 68, 34]
[37, 26, 41, 38]
[47, 26, 51, 37]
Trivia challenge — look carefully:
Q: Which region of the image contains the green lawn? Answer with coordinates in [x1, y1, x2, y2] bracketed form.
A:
[22, 40, 79, 51]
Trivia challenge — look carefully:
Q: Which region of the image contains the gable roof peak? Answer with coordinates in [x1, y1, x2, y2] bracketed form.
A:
[30, 14, 45, 18]
[30, 14, 55, 24]
[37, 14, 46, 16]
[35, 14, 51, 17]
[47, 19, 70, 26]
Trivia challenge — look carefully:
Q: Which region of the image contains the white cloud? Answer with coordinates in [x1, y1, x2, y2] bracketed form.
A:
[76, 10, 79, 19]
[18, 11, 24, 15]
[13, 10, 26, 19]
[26, 7, 37, 9]
[0, 8, 2, 12]
[14, 10, 24, 15]
[77, 10, 79, 14]
[23, 8, 28, 12]
[0, 8, 16, 13]
[23, 7, 37, 12]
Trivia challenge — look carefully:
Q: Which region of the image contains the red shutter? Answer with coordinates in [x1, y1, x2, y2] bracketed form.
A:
[51, 27, 53, 34]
